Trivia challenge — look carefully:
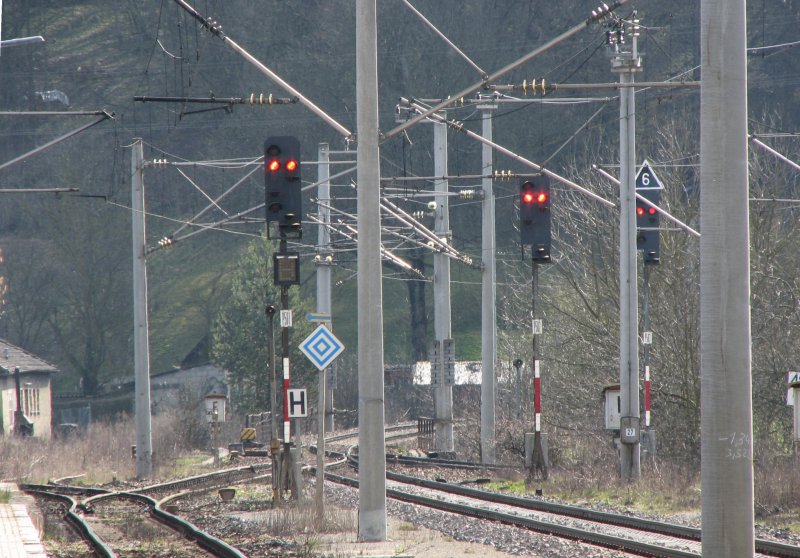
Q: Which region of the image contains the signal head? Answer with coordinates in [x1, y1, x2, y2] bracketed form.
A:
[264, 136, 302, 239]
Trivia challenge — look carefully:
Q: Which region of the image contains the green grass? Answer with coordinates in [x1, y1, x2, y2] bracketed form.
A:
[486, 480, 527, 494]
[164, 453, 214, 477]
[0, 490, 11, 503]
[489, 472, 702, 516]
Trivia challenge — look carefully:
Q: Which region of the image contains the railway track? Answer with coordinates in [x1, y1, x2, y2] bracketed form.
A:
[23, 422, 800, 558]
[23, 464, 269, 558]
[24, 484, 247, 558]
[84, 491, 245, 557]
[338, 452, 800, 558]
[24, 487, 110, 558]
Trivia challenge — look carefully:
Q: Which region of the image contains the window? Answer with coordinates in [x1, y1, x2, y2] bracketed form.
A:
[23, 387, 41, 416]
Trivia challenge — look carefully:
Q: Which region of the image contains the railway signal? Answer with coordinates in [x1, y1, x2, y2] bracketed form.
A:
[264, 136, 302, 239]
[519, 175, 551, 263]
[635, 162, 662, 265]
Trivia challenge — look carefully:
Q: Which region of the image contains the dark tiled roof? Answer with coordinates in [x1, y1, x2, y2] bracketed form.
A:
[0, 339, 58, 374]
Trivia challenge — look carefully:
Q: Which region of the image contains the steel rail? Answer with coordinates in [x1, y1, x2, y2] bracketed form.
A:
[384, 453, 517, 470]
[23, 488, 116, 558]
[22, 483, 110, 498]
[324, 471, 698, 558]
[323, 422, 417, 444]
[383, 471, 800, 557]
[342, 452, 800, 558]
[393, 470, 696, 538]
[133, 462, 273, 496]
[83, 491, 246, 558]
[381, 468, 800, 557]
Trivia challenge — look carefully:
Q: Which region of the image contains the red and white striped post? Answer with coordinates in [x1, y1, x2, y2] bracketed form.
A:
[533, 359, 542, 432]
[529, 259, 548, 480]
[283, 356, 291, 441]
[644, 365, 651, 428]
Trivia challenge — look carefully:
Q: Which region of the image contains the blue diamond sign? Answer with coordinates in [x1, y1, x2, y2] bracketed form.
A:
[299, 324, 345, 370]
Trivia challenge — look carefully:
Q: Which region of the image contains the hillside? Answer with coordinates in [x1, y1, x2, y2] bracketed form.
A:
[0, 0, 798, 421]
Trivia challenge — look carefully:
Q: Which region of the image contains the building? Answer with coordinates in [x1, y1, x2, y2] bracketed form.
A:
[0, 339, 58, 438]
[53, 361, 229, 425]
[150, 363, 229, 417]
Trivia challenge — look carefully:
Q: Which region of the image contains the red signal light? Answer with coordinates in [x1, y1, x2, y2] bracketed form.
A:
[267, 159, 280, 172]
[285, 159, 298, 172]
[636, 206, 645, 217]
[521, 189, 548, 205]
[522, 191, 535, 204]
[648, 207, 657, 215]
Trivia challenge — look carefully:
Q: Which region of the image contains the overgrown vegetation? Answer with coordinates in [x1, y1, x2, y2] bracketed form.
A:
[0, 410, 211, 484]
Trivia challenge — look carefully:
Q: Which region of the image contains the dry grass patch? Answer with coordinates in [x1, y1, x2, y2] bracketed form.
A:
[253, 501, 357, 536]
[0, 411, 206, 484]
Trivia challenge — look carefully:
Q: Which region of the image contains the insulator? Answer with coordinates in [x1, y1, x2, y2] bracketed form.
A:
[448, 120, 464, 132]
[459, 189, 475, 199]
[522, 79, 547, 96]
[412, 210, 425, 220]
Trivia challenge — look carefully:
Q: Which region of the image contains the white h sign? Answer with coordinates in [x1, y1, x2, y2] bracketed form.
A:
[287, 388, 307, 418]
